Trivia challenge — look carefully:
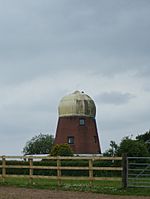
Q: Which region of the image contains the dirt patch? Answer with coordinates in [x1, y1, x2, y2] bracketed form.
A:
[0, 187, 149, 199]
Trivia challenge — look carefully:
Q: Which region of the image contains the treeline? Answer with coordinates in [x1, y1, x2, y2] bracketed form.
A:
[22, 130, 150, 157]
[104, 130, 150, 157]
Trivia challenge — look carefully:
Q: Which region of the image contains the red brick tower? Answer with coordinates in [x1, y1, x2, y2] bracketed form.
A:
[54, 91, 101, 154]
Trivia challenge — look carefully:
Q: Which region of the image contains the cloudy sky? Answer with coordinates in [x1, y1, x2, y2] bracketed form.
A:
[0, 0, 150, 155]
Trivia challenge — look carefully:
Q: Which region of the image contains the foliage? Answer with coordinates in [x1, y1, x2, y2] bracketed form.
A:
[104, 130, 150, 157]
[136, 130, 150, 153]
[136, 130, 150, 142]
[116, 136, 149, 157]
[103, 141, 118, 157]
[0, 158, 121, 177]
[50, 144, 74, 156]
[23, 134, 54, 155]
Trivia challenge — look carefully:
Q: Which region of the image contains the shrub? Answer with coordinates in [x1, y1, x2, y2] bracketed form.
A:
[50, 144, 74, 156]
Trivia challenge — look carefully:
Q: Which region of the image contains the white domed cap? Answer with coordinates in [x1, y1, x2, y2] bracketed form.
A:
[58, 91, 96, 117]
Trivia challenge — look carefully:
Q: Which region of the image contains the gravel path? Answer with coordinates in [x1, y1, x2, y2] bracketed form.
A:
[0, 187, 150, 199]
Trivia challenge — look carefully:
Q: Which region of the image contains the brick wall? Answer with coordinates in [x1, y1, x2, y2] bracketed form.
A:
[54, 116, 101, 154]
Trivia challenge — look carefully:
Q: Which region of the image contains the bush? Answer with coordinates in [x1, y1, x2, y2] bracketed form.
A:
[50, 144, 74, 156]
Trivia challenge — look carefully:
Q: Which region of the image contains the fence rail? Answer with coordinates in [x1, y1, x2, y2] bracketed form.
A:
[0, 155, 122, 185]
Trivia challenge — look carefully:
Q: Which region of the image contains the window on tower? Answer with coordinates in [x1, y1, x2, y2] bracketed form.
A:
[67, 136, 74, 144]
[79, 118, 85, 125]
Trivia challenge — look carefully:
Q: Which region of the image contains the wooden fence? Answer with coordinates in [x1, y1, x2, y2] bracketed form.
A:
[0, 155, 123, 185]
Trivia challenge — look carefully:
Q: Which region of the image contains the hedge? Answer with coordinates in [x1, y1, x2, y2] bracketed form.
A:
[0, 159, 122, 177]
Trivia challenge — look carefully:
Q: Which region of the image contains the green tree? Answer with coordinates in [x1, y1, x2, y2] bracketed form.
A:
[50, 144, 74, 156]
[116, 136, 149, 157]
[103, 140, 118, 157]
[23, 134, 54, 155]
[136, 130, 150, 153]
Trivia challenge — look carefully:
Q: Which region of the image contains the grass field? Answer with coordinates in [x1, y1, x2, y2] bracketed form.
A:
[0, 177, 150, 196]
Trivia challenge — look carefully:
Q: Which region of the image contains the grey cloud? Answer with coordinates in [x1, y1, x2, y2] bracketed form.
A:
[0, 0, 150, 84]
[96, 91, 135, 105]
[135, 66, 150, 78]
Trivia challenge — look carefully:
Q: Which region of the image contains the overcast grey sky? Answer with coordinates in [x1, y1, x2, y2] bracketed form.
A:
[0, 0, 150, 155]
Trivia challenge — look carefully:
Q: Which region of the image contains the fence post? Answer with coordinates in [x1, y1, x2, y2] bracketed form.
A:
[29, 157, 33, 184]
[2, 155, 6, 182]
[57, 157, 61, 186]
[122, 153, 128, 188]
[89, 159, 93, 186]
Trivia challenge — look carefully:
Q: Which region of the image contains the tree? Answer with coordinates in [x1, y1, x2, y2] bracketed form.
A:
[136, 130, 150, 153]
[116, 136, 149, 157]
[23, 134, 54, 155]
[136, 130, 150, 142]
[103, 140, 118, 157]
[50, 144, 74, 156]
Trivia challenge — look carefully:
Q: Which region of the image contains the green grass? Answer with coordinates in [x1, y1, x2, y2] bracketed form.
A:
[0, 177, 150, 196]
